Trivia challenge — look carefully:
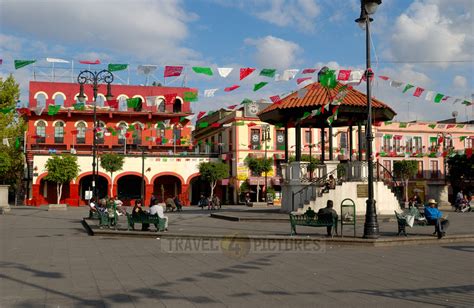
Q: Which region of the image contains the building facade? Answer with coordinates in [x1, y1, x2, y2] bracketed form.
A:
[193, 101, 473, 205]
[25, 81, 216, 206]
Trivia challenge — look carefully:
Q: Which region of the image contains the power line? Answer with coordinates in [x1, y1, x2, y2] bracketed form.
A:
[377, 60, 473, 64]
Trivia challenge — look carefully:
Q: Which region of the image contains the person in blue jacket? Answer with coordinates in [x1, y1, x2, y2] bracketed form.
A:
[424, 199, 449, 239]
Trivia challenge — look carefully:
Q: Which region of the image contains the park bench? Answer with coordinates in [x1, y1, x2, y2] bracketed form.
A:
[289, 208, 338, 237]
[97, 210, 117, 229]
[394, 206, 432, 236]
[126, 213, 166, 232]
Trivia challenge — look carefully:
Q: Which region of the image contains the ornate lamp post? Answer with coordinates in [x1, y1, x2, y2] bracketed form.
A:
[77, 70, 114, 201]
[355, 0, 381, 239]
[262, 124, 271, 200]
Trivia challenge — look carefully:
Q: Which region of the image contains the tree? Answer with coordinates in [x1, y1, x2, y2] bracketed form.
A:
[244, 155, 273, 201]
[0, 74, 24, 189]
[447, 154, 474, 192]
[100, 152, 125, 196]
[45, 154, 80, 204]
[288, 154, 319, 173]
[199, 161, 229, 198]
[393, 160, 418, 202]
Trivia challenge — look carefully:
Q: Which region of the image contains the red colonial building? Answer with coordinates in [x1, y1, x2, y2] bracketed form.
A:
[25, 81, 216, 206]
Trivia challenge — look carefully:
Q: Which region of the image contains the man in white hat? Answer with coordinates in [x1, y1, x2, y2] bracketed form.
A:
[424, 199, 449, 239]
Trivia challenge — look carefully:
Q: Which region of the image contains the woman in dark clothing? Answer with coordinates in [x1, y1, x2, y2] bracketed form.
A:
[132, 199, 149, 231]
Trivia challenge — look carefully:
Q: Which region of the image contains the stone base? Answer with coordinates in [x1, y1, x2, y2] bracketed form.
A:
[48, 204, 68, 211]
[0, 205, 11, 214]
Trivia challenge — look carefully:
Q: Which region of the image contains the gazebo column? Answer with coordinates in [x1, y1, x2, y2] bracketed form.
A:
[349, 125, 353, 161]
[328, 126, 333, 161]
[295, 123, 302, 161]
[358, 122, 363, 161]
[320, 127, 325, 163]
[284, 125, 289, 163]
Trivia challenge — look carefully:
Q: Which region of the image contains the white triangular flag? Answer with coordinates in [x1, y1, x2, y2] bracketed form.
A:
[217, 67, 233, 78]
[453, 98, 462, 104]
[390, 80, 403, 88]
[297, 88, 308, 98]
[276, 69, 299, 81]
[222, 123, 232, 127]
[118, 97, 128, 111]
[2, 138, 9, 147]
[204, 89, 218, 97]
[46, 57, 70, 63]
[34, 106, 45, 116]
[425, 91, 434, 101]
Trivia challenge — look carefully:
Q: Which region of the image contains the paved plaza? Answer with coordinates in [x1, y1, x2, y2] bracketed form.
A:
[1, 206, 473, 307]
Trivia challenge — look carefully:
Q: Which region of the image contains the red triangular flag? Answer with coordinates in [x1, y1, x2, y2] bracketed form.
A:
[337, 70, 351, 81]
[227, 105, 237, 110]
[107, 100, 118, 109]
[378, 75, 390, 81]
[164, 93, 177, 104]
[71, 130, 78, 135]
[197, 111, 206, 120]
[16, 108, 31, 116]
[240, 68, 255, 80]
[297, 77, 312, 85]
[211, 123, 220, 128]
[164, 66, 183, 77]
[79, 59, 100, 65]
[302, 68, 317, 74]
[247, 122, 257, 127]
[413, 87, 425, 97]
[125, 132, 130, 138]
[270, 95, 281, 104]
[446, 124, 456, 129]
[224, 85, 240, 92]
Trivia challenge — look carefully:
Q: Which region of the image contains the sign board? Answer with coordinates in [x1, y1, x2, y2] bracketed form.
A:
[85, 190, 93, 201]
[237, 164, 249, 181]
[357, 184, 368, 198]
[244, 101, 272, 118]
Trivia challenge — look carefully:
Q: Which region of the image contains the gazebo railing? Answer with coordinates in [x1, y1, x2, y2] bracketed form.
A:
[291, 168, 338, 212]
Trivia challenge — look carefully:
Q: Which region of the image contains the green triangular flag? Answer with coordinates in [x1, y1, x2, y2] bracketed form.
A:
[15, 137, 20, 150]
[184, 91, 198, 102]
[402, 84, 414, 93]
[434, 93, 444, 103]
[259, 68, 276, 78]
[234, 121, 245, 126]
[275, 123, 283, 128]
[462, 100, 472, 106]
[384, 121, 392, 125]
[460, 136, 467, 141]
[0, 107, 14, 114]
[198, 122, 209, 128]
[320, 70, 337, 89]
[456, 124, 465, 128]
[301, 111, 311, 120]
[253, 82, 268, 91]
[127, 97, 140, 108]
[157, 121, 165, 129]
[192, 66, 213, 76]
[163, 138, 168, 144]
[428, 124, 436, 129]
[241, 98, 252, 105]
[384, 134, 392, 139]
[108, 64, 128, 72]
[429, 137, 437, 143]
[326, 115, 334, 126]
[111, 131, 117, 136]
[47, 105, 61, 115]
[73, 102, 85, 110]
[399, 122, 407, 128]
[14, 60, 36, 69]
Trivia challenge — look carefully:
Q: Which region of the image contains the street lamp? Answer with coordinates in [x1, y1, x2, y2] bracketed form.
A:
[262, 125, 271, 201]
[355, 0, 381, 239]
[77, 70, 114, 201]
[437, 132, 452, 182]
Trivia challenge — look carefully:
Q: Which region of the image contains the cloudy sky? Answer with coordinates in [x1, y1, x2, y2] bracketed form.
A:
[0, 0, 472, 122]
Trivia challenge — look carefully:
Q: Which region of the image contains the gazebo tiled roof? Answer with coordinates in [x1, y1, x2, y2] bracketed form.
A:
[258, 82, 396, 128]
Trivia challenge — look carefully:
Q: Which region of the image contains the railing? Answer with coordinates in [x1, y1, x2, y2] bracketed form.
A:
[291, 167, 338, 212]
[374, 162, 404, 206]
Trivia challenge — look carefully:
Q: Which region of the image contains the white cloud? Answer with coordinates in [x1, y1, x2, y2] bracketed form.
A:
[379, 64, 433, 88]
[0, 0, 199, 62]
[245, 36, 302, 69]
[453, 75, 467, 89]
[252, 0, 320, 32]
[388, 1, 470, 68]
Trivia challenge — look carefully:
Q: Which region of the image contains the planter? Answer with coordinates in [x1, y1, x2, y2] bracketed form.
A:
[48, 204, 68, 211]
[0, 185, 10, 214]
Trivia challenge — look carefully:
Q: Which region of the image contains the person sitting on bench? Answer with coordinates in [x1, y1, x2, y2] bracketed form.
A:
[132, 199, 149, 231]
[149, 199, 168, 231]
[318, 200, 338, 237]
[165, 197, 177, 212]
[424, 199, 449, 239]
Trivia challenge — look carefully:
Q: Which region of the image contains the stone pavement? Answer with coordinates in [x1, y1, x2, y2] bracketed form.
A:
[1, 206, 473, 307]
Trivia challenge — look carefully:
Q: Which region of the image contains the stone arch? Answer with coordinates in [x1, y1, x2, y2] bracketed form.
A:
[52, 120, 67, 127]
[74, 120, 88, 128]
[34, 119, 48, 127]
[152, 173, 183, 201]
[114, 171, 149, 186]
[34, 91, 49, 100]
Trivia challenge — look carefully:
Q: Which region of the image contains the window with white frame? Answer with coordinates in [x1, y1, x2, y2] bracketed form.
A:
[54, 121, 64, 143]
[36, 120, 46, 143]
[77, 122, 86, 144]
[465, 137, 473, 149]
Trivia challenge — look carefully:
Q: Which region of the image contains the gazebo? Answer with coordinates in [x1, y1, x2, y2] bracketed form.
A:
[258, 80, 397, 214]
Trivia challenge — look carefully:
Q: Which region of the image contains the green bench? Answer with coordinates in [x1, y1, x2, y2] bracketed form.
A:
[126, 213, 166, 232]
[394, 207, 432, 236]
[289, 208, 338, 237]
[97, 210, 117, 229]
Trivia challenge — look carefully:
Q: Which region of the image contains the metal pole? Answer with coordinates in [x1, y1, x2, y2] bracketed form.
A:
[141, 148, 145, 201]
[349, 125, 353, 161]
[363, 12, 379, 239]
[92, 83, 97, 201]
[309, 127, 313, 181]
